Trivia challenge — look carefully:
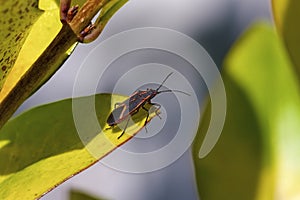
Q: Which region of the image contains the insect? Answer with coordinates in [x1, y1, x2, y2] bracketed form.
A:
[106, 72, 190, 139]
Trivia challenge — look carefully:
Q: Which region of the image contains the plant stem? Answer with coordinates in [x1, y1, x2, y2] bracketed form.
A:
[0, 0, 108, 129]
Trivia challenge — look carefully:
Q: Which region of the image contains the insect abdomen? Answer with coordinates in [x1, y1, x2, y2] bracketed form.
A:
[107, 105, 129, 126]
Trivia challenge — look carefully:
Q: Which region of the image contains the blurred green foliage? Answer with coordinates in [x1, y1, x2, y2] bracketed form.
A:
[193, 23, 300, 199]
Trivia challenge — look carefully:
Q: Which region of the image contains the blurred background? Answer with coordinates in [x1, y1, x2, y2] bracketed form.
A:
[14, 0, 273, 199]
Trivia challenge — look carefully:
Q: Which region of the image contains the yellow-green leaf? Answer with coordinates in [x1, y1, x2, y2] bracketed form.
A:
[193, 23, 300, 199]
[0, 0, 87, 92]
[272, 0, 300, 77]
[0, 94, 156, 199]
[0, 0, 78, 130]
[0, 0, 81, 92]
[69, 189, 104, 200]
[0, 0, 128, 130]
[0, 0, 42, 90]
[99, 0, 128, 25]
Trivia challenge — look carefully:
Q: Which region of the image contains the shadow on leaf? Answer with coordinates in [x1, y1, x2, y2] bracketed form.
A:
[193, 73, 264, 200]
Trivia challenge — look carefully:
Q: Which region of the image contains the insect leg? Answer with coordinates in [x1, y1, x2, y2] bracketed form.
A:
[114, 102, 123, 109]
[149, 103, 162, 119]
[118, 117, 130, 139]
[141, 105, 149, 133]
[105, 125, 113, 131]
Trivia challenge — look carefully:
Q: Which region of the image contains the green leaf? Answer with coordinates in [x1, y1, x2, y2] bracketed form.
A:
[0, 0, 42, 90]
[99, 0, 128, 25]
[193, 23, 300, 199]
[0, 0, 78, 129]
[0, 0, 87, 92]
[0, 94, 156, 199]
[69, 189, 104, 200]
[272, 0, 300, 78]
[0, 0, 87, 91]
[0, 0, 128, 130]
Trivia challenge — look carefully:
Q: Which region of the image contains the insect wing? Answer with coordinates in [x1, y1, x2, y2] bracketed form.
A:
[128, 92, 142, 110]
[107, 104, 129, 126]
[128, 90, 150, 110]
[107, 90, 152, 126]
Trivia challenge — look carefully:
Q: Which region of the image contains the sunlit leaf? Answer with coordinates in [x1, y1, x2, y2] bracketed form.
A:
[193, 23, 300, 199]
[0, 0, 128, 130]
[0, 0, 78, 130]
[0, 0, 42, 90]
[0, 0, 87, 91]
[0, 0, 87, 101]
[99, 0, 128, 25]
[272, 0, 300, 77]
[0, 94, 156, 199]
[69, 189, 104, 200]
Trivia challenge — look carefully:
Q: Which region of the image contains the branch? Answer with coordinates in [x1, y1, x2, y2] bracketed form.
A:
[0, 0, 112, 129]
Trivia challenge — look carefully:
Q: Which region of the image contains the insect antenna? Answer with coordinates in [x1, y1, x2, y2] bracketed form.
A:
[158, 89, 190, 96]
[156, 72, 174, 92]
[155, 72, 190, 95]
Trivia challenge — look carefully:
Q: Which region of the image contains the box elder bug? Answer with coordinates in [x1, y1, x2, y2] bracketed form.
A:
[106, 72, 190, 139]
